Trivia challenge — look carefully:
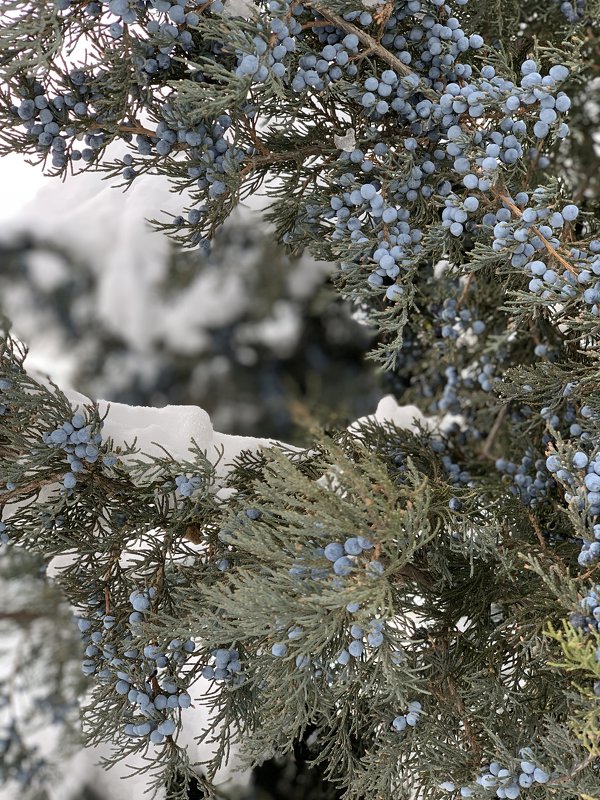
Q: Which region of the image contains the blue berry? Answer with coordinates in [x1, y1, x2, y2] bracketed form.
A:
[324, 542, 345, 561]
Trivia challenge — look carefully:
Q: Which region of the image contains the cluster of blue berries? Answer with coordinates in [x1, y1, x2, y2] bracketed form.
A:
[434, 367, 463, 415]
[488, 194, 569, 261]
[442, 193, 480, 238]
[323, 48, 572, 292]
[440, 453, 472, 488]
[0, 378, 12, 416]
[292, 37, 359, 93]
[545, 448, 600, 567]
[569, 241, 600, 315]
[542, 401, 594, 443]
[283, 532, 383, 582]
[15, 0, 583, 306]
[18, 4, 217, 176]
[56, 0, 200, 28]
[235, 14, 300, 83]
[12, 72, 111, 168]
[441, 749, 551, 798]
[570, 585, 600, 695]
[270, 606, 402, 673]
[78, 589, 194, 744]
[202, 648, 244, 686]
[174, 474, 203, 497]
[553, 0, 586, 21]
[327, 172, 423, 294]
[337, 615, 386, 664]
[133, 41, 174, 81]
[136, 108, 251, 248]
[321, 535, 379, 578]
[278, 535, 396, 669]
[43, 411, 116, 491]
[391, 700, 422, 732]
[484, 207, 600, 318]
[495, 453, 554, 508]
[433, 297, 486, 342]
[571, 584, 600, 634]
[477, 391, 592, 515]
[472, 359, 498, 394]
[483, 192, 595, 308]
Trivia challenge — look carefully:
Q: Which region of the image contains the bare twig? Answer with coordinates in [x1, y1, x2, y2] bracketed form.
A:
[480, 404, 508, 460]
[551, 749, 598, 785]
[456, 272, 475, 308]
[0, 473, 63, 507]
[527, 510, 548, 551]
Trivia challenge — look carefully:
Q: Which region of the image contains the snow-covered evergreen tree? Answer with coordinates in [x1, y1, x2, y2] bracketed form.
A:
[1, 1, 600, 799]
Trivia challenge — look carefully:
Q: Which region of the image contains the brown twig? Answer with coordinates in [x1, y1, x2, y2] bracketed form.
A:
[575, 564, 600, 582]
[480, 404, 509, 461]
[236, 144, 326, 194]
[456, 272, 475, 308]
[253, 144, 324, 167]
[241, 116, 270, 157]
[103, 544, 123, 616]
[396, 562, 434, 588]
[117, 123, 158, 138]
[527, 510, 548, 551]
[494, 191, 579, 277]
[551, 749, 598, 785]
[430, 656, 482, 765]
[445, 675, 482, 763]
[0, 473, 63, 507]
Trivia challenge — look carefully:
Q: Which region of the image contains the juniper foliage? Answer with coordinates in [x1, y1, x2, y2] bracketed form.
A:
[1, 1, 600, 799]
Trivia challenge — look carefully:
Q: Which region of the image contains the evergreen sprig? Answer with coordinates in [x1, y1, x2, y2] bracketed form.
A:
[1, 0, 600, 797]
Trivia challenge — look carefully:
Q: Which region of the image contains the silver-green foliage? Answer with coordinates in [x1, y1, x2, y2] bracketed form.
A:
[1, 0, 600, 798]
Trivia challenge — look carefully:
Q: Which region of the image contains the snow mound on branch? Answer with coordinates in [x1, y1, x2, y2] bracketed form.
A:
[59, 385, 274, 475]
[27, 684, 251, 800]
[351, 394, 462, 436]
[349, 394, 428, 434]
[371, 395, 428, 430]
[99, 400, 274, 474]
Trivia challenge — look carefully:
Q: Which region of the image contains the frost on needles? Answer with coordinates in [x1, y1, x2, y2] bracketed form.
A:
[1, 0, 600, 799]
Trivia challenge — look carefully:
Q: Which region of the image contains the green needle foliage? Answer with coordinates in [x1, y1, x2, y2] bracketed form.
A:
[1, 0, 600, 799]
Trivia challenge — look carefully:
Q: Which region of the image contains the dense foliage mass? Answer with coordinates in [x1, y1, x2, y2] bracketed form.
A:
[1, 0, 600, 798]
